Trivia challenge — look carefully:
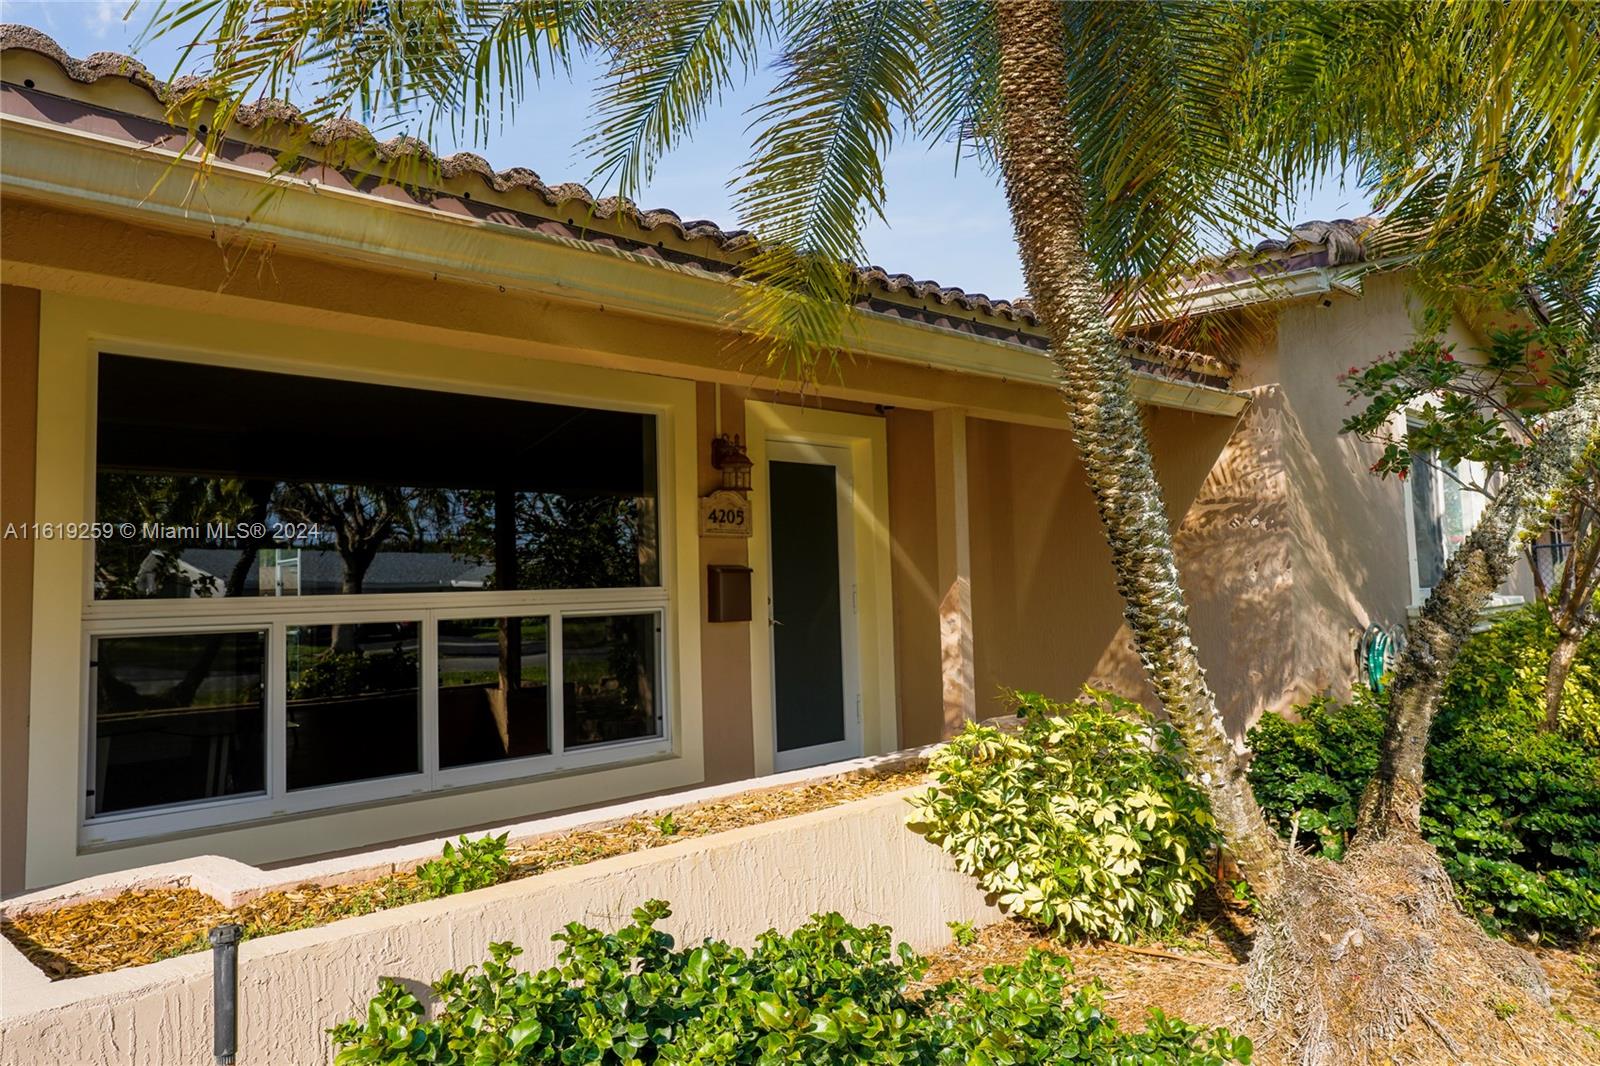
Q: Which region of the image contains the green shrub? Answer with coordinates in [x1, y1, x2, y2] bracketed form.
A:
[1446, 599, 1600, 746]
[1247, 604, 1600, 939]
[1243, 692, 1385, 861]
[330, 901, 1252, 1065]
[908, 689, 1219, 943]
[289, 646, 420, 700]
[946, 919, 978, 947]
[415, 833, 511, 898]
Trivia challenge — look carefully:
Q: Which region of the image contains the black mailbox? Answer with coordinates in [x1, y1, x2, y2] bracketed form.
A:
[707, 564, 753, 623]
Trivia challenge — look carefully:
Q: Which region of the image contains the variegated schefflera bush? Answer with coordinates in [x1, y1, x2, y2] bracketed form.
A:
[908, 689, 1220, 943]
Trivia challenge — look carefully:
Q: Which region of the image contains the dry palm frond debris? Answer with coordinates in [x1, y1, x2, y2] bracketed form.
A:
[4, 764, 927, 979]
[919, 903, 1600, 1066]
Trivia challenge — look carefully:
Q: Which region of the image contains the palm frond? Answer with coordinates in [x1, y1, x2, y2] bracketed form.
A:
[1059, 1, 1288, 326]
[585, 0, 772, 200]
[142, 1, 601, 179]
[730, 0, 929, 375]
[914, 0, 1000, 168]
[1251, 0, 1600, 289]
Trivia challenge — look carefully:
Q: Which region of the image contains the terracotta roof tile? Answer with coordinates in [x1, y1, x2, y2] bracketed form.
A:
[0, 23, 1373, 385]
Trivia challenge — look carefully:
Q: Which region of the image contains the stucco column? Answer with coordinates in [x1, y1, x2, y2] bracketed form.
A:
[931, 408, 976, 730]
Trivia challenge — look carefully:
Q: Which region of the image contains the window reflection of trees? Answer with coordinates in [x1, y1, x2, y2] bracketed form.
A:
[95, 478, 656, 599]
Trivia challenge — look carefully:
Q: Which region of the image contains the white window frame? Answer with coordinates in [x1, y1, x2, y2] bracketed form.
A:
[1400, 417, 1492, 607]
[79, 356, 673, 848]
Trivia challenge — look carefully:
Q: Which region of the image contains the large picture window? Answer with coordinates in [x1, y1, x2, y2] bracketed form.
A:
[84, 354, 670, 837]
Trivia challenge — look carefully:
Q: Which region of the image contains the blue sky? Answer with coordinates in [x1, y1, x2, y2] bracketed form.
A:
[4, 0, 1374, 298]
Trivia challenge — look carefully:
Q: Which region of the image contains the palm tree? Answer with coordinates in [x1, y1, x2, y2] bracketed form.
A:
[145, 2, 1599, 1058]
[985, 0, 1286, 896]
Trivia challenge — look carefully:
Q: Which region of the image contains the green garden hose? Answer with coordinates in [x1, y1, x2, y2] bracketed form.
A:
[1357, 623, 1407, 693]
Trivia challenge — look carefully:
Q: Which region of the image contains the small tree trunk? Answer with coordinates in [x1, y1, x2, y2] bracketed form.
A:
[333, 547, 378, 651]
[1357, 347, 1600, 839]
[1543, 513, 1598, 729]
[993, 0, 1284, 900]
[1544, 628, 1581, 729]
[167, 479, 274, 706]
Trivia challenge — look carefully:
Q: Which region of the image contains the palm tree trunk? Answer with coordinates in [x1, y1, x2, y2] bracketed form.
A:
[1357, 346, 1600, 838]
[992, 0, 1284, 900]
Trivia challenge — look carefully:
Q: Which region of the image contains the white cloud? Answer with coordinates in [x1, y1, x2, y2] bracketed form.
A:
[87, 0, 124, 41]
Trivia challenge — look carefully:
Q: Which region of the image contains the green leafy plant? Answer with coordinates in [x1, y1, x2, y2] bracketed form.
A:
[413, 833, 511, 898]
[288, 646, 419, 701]
[1248, 603, 1600, 939]
[908, 689, 1220, 943]
[946, 919, 978, 947]
[652, 812, 680, 837]
[1446, 599, 1600, 746]
[330, 901, 1252, 1064]
[1243, 691, 1387, 861]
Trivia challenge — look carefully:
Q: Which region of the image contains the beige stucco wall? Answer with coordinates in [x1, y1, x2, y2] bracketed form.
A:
[1, 284, 39, 896]
[963, 408, 1238, 722]
[696, 383, 757, 785]
[1086, 272, 1538, 734]
[0, 789, 1001, 1066]
[886, 410, 945, 746]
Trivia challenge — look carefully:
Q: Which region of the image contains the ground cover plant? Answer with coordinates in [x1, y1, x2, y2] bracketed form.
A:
[415, 833, 513, 897]
[329, 901, 1254, 1065]
[1, 765, 925, 979]
[909, 690, 1218, 943]
[1248, 602, 1600, 939]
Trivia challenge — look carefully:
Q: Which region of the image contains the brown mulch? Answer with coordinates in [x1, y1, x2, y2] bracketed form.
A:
[918, 896, 1263, 1046]
[3, 764, 929, 980]
[919, 900, 1600, 1066]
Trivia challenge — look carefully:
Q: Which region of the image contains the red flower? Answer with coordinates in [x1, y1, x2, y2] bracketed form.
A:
[1348, 365, 1359, 375]
[1442, 353, 1454, 362]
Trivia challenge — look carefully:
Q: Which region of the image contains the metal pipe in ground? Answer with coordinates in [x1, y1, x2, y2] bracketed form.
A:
[209, 924, 242, 1066]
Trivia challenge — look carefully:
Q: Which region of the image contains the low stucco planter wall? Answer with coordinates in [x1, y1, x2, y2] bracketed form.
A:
[0, 786, 1000, 1066]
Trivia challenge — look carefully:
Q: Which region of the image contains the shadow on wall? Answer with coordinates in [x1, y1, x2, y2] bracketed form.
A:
[1090, 385, 1409, 739]
[1087, 399, 1288, 738]
[1279, 381, 1411, 704]
[968, 408, 1234, 725]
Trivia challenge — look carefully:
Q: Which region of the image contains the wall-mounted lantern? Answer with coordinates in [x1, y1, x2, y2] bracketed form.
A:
[711, 433, 753, 494]
[702, 434, 754, 539]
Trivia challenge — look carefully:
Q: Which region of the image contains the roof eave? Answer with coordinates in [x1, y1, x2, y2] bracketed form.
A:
[0, 110, 1248, 417]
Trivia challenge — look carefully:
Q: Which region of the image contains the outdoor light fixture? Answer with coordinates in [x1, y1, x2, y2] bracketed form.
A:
[711, 433, 753, 493]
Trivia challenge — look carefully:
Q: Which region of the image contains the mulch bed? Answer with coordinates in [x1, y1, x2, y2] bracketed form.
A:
[4, 763, 929, 980]
[920, 902, 1600, 1066]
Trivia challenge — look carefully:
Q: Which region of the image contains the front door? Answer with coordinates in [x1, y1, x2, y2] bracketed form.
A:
[767, 441, 860, 771]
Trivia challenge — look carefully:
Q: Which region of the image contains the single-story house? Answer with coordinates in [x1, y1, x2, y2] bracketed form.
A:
[0, 26, 1531, 894]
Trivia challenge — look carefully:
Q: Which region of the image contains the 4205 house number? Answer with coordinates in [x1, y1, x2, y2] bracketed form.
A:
[699, 490, 752, 537]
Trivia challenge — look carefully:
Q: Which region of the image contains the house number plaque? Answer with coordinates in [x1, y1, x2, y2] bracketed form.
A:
[699, 489, 752, 537]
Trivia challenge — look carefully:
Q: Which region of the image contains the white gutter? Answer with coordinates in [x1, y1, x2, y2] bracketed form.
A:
[1167, 265, 1369, 317]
